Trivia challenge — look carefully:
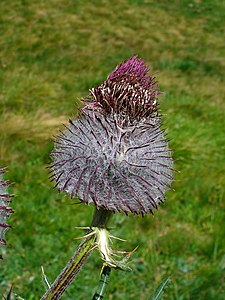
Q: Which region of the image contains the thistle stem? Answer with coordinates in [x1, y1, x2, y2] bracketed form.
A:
[91, 207, 112, 228]
[40, 208, 112, 300]
[92, 265, 111, 300]
[40, 234, 96, 300]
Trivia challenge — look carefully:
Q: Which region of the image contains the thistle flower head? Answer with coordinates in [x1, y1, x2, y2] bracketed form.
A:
[50, 56, 174, 215]
[84, 56, 159, 123]
[0, 168, 14, 251]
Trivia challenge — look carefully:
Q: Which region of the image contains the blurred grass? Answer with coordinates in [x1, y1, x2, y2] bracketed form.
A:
[0, 0, 225, 299]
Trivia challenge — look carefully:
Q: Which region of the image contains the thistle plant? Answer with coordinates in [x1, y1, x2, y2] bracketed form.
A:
[0, 168, 14, 259]
[42, 56, 174, 299]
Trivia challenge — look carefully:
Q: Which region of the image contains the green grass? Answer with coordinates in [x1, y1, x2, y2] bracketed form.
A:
[0, 0, 225, 299]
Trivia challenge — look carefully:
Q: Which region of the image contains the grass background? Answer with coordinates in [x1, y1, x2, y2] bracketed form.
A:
[0, 0, 225, 299]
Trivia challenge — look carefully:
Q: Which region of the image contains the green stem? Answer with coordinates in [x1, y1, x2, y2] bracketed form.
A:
[40, 208, 112, 300]
[91, 207, 112, 228]
[40, 234, 96, 300]
[92, 265, 111, 300]
[91, 208, 112, 300]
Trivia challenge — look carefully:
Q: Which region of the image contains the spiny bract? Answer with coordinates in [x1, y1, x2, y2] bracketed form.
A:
[0, 168, 14, 250]
[50, 56, 174, 215]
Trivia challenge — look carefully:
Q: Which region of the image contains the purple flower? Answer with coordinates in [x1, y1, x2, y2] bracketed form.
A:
[0, 168, 14, 251]
[85, 56, 159, 122]
[50, 56, 174, 215]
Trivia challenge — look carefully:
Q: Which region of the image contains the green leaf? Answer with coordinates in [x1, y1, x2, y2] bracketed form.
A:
[150, 277, 170, 300]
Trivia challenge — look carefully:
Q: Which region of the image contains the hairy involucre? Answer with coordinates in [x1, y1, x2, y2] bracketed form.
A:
[50, 56, 174, 215]
[51, 112, 173, 214]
